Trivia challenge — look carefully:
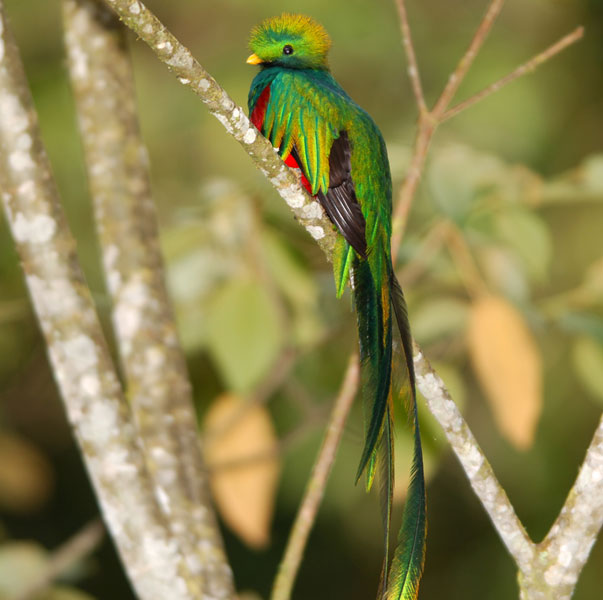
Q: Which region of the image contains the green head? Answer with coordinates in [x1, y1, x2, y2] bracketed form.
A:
[247, 13, 331, 70]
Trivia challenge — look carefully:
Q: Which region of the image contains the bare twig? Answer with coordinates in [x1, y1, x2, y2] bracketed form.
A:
[271, 353, 360, 600]
[16, 519, 105, 600]
[444, 221, 489, 297]
[61, 3, 234, 597]
[391, 117, 435, 259]
[390, 0, 582, 255]
[0, 4, 198, 598]
[391, 9, 598, 596]
[394, 0, 427, 115]
[441, 26, 585, 122]
[391, 0, 504, 254]
[432, 0, 505, 116]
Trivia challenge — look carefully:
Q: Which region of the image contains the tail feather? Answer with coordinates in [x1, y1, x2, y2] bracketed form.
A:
[386, 406, 426, 600]
[376, 402, 394, 599]
[386, 273, 426, 600]
[353, 257, 392, 487]
[351, 253, 426, 600]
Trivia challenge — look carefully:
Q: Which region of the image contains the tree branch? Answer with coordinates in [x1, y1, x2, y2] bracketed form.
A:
[101, 0, 337, 258]
[523, 414, 603, 600]
[271, 353, 360, 600]
[392, 0, 505, 254]
[61, 2, 234, 597]
[441, 26, 584, 122]
[16, 519, 105, 600]
[390, 0, 582, 254]
[0, 3, 201, 598]
[432, 0, 505, 116]
[413, 347, 535, 568]
[394, 0, 427, 115]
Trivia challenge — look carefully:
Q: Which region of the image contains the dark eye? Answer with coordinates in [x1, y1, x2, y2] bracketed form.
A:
[283, 45, 294, 55]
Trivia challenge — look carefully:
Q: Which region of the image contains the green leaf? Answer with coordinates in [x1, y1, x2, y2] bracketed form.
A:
[559, 312, 603, 345]
[260, 230, 316, 308]
[478, 246, 529, 301]
[494, 207, 552, 282]
[43, 587, 96, 600]
[572, 336, 603, 407]
[583, 155, 603, 193]
[0, 542, 48, 595]
[428, 145, 506, 222]
[411, 297, 469, 344]
[260, 230, 323, 346]
[206, 279, 283, 393]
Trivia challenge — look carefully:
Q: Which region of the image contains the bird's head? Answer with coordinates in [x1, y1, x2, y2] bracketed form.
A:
[247, 14, 331, 70]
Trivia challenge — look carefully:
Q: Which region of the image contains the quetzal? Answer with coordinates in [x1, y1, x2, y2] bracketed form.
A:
[247, 14, 426, 599]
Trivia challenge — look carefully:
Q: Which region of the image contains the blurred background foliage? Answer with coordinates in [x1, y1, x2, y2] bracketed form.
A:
[0, 0, 602, 598]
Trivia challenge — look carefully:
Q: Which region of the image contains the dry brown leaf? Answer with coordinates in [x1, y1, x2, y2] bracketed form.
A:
[468, 295, 542, 449]
[204, 394, 280, 548]
[0, 433, 54, 512]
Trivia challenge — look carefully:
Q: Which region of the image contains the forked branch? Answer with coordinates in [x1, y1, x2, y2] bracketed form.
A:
[390, 0, 583, 253]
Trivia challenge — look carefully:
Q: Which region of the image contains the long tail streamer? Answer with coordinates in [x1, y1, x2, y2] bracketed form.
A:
[353, 254, 426, 600]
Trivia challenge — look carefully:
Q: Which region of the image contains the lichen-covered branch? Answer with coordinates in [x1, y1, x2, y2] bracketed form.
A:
[415, 345, 603, 599]
[61, 2, 234, 597]
[102, 0, 337, 257]
[0, 4, 199, 599]
[522, 414, 603, 600]
[413, 348, 535, 568]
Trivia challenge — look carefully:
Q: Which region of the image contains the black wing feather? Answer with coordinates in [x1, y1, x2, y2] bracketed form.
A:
[292, 131, 367, 257]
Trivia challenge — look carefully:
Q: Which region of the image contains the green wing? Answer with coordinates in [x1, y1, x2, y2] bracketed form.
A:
[265, 73, 367, 293]
[263, 73, 337, 195]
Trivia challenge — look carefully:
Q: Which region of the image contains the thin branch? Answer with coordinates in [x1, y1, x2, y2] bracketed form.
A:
[397, 220, 448, 286]
[16, 519, 105, 600]
[432, 0, 505, 116]
[390, 1, 583, 257]
[101, 0, 337, 258]
[271, 353, 360, 600]
[0, 4, 198, 598]
[391, 0, 504, 254]
[444, 221, 489, 297]
[61, 2, 234, 597]
[394, 0, 427, 115]
[441, 26, 585, 122]
[391, 116, 435, 260]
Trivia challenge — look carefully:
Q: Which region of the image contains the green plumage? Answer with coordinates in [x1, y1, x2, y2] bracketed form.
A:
[248, 13, 426, 599]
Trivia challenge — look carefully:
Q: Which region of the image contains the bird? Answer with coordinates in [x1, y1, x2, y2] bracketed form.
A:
[246, 14, 426, 599]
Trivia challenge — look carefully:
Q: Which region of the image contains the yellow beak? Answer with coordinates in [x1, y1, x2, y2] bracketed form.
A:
[246, 53, 263, 65]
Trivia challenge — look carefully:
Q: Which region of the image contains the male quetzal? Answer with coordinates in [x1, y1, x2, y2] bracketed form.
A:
[247, 14, 426, 599]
